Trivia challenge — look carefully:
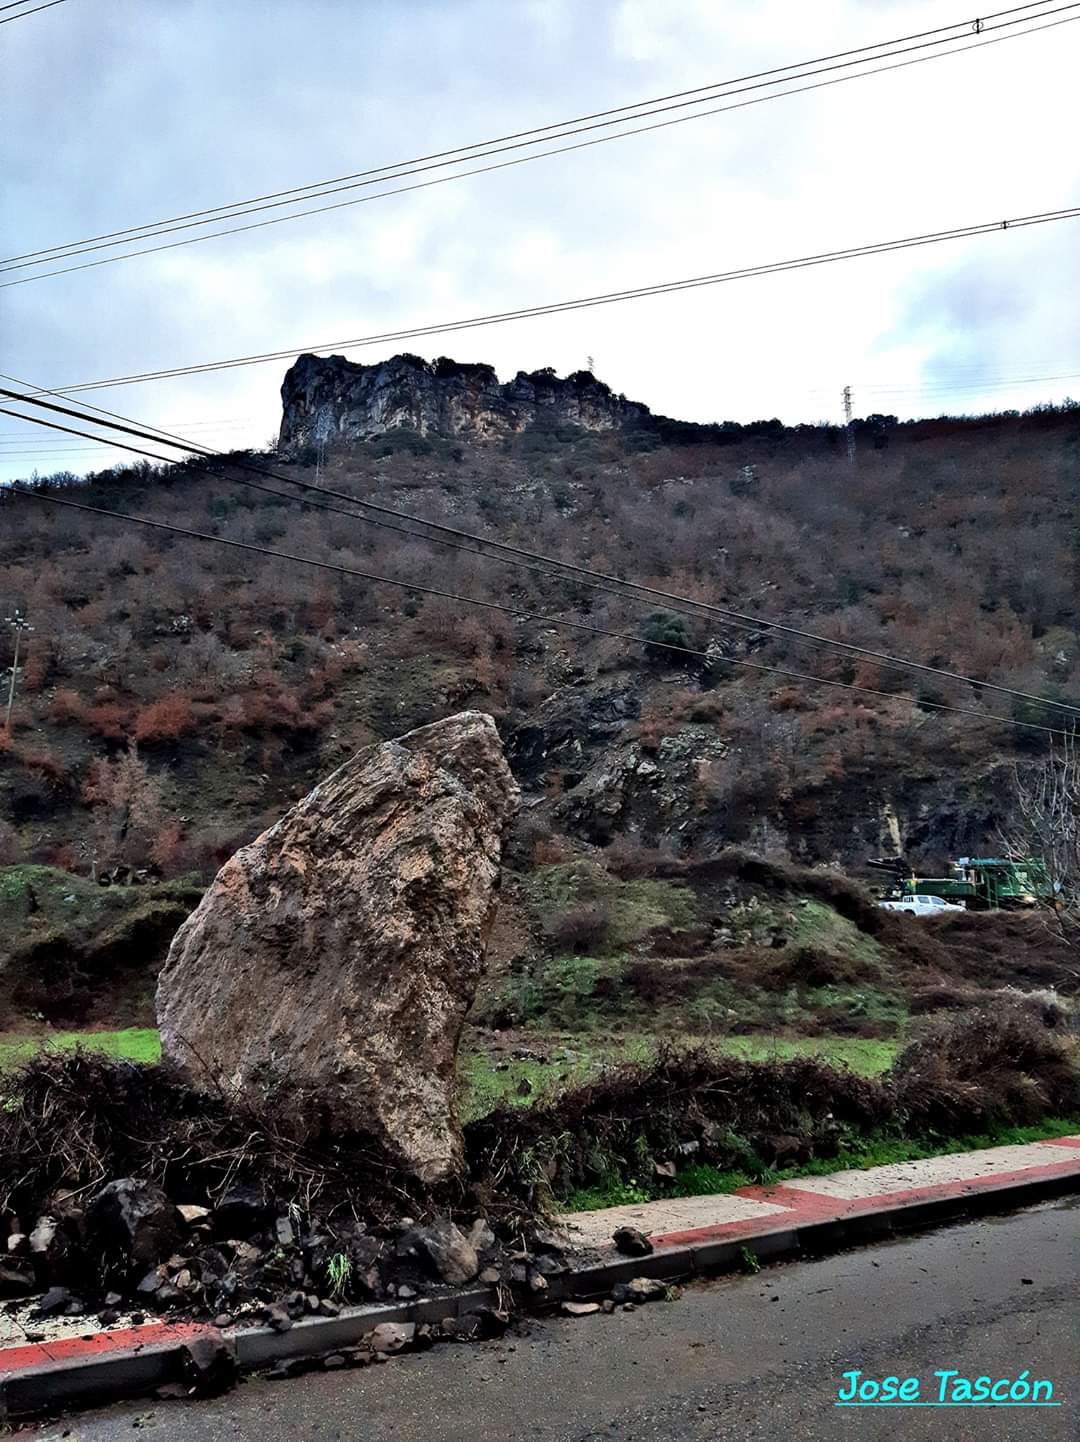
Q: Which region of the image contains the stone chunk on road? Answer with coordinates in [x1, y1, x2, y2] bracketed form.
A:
[613, 1225, 654, 1257]
[370, 1321, 416, 1354]
[156, 712, 518, 1182]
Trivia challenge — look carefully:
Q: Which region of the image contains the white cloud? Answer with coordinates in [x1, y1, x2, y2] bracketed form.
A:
[2, 0, 1078, 482]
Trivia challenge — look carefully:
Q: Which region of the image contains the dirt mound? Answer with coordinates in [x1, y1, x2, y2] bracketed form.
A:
[3, 895, 200, 1027]
[467, 1045, 891, 1205]
[0, 1050, 430, 1232]
[894, 1006, 1079, 1132]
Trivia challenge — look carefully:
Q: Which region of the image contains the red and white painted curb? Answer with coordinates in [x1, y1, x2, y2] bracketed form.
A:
[561, 1136, 1080, 1252]
[2, 1136, 1077, 1420]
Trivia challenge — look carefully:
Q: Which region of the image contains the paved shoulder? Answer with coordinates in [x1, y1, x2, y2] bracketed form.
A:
[29, 1198, 1077, 1442]
[560, 1135, 1080, 1249]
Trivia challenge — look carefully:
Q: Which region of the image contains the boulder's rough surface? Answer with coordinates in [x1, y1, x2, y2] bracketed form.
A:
[156, 712, 518, 1182]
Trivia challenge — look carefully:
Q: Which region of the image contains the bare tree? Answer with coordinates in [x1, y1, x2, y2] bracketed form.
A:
[1006, 732, 1079, 945]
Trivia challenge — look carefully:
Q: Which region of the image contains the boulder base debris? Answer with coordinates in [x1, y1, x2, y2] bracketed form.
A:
[156, 712, 518, 1182]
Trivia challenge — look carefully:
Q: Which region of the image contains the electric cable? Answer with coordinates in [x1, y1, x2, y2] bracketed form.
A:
[6, 386, 1080, 723]
[4, 5, 1077, 285]
[6, 448, 1074, 741]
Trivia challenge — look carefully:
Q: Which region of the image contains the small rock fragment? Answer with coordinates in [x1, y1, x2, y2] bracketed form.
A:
[532, 1252, 568, 1277]
[627, 1276, 667, 1302]
[370, 1321, 415, 1354]
[467, 1218, 497, 1253]
[86, 1179, 182, 1267]
[562, 1301, 600, 1317]
[263, 1304, 293, 1332]
[0, 1263, 35, 1297]
[32, 1286, 72, 1318]
[612, 1226, 654, 1257]
[136, 1267, 165, 1296]
[443, 1313, 482, 1342]
[414, 1219, 479, 1285]
[181, 1331, 236, 1396]
[213, 1186, 271, 1239]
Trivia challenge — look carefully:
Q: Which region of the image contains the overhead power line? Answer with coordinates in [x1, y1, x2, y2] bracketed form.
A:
[4, 4, 1078, 285]
[0, 0, 68, 24]
[6, 383, 1080, 727]
[858, 369, 1080, 397]
[4, 434, 1073, 742]
[27, 205, 1080, 395]
[11, 1, 1054, 263]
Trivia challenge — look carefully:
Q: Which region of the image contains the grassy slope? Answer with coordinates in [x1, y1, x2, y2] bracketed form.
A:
[0, 864, 202, 1026]
[457, 1034, 897, 1122]
[0, 864, 137, 938]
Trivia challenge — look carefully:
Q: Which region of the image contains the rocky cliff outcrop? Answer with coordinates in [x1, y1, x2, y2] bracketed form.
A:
[277, 352, 654, 450]
[155, 712, 519, 1183]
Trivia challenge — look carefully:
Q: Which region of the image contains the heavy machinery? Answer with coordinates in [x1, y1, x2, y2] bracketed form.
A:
[867, 856, 1053, 911]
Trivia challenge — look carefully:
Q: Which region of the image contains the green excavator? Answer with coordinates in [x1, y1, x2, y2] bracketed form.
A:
[867, 856, 1053, 911]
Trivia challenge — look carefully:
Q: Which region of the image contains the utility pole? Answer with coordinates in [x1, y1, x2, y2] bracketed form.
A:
[842, 384, 856, 465]
[4, 610, 32, 735]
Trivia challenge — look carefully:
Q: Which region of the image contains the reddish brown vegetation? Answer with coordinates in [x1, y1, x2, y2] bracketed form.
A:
[0, 406, 1077, 877]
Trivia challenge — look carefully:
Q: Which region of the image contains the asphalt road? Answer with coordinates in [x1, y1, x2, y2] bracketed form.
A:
[30, 1198, 1077, 1442]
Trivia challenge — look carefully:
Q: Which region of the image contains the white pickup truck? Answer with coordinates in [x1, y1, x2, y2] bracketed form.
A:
[879, 894, 966, 915]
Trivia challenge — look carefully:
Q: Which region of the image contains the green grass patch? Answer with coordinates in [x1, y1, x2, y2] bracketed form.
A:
[561, 1114, 1079, 1212]
[785, 898, 884, 966]
[519, 860, 698, 953]
[457, 1037, 656, 1123]
[458, 1032, 898, 1124]
[0, 1027, 161, 1069]
[0, 864, 133, 934]
[708, 1035, 898, 1075]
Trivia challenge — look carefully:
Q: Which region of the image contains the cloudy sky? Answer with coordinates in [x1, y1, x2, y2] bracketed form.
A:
[2, 0, 1079, 482]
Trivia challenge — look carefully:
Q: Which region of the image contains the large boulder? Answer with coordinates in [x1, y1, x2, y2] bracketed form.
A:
[156, 712, 518, 1182]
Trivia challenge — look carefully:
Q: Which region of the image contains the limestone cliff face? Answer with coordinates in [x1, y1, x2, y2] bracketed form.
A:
[277, 352, 653, 450]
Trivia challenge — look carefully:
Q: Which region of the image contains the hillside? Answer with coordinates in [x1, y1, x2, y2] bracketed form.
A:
[3, 360, 1078, 890]
[2, 355, 1078, 1132]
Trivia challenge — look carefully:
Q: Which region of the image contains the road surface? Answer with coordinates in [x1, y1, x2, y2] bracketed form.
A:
[30, 1197, 1077, 1441]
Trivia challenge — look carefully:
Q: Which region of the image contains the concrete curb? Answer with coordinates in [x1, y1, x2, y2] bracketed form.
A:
[2, 1157, 1077, 1421]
